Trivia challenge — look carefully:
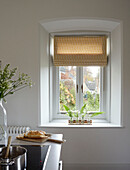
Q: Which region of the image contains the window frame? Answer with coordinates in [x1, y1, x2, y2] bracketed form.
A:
[49, 32, 111, 121]
[52, 66, 105, 119]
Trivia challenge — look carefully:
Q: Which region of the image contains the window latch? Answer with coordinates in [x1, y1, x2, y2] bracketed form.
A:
[81, 84, 83, 93]
[76, 84, 78, 93]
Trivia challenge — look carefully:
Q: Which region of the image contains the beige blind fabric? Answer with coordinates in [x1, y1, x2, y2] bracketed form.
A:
[54, 36, 107, 66]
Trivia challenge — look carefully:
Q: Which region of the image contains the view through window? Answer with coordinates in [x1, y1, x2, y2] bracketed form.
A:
[83, 67, 100, 111]
[59, 66, 100, 112]
[59, 66, 76, 111]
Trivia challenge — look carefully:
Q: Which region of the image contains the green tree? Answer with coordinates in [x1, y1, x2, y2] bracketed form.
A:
[83, 91, 99, 111]
[60, 81, 76, 111]
[60, 82, 99, 112]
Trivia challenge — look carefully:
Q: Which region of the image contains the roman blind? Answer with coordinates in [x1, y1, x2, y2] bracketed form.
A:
[53, 36, 107, 66]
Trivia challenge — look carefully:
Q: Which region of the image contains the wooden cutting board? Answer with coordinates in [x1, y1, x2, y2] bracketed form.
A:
[16, 134, 65, 144]
[16, 134, 48, 143]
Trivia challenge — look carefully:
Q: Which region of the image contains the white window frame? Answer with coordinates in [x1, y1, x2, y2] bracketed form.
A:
[49, 32, 111, 121]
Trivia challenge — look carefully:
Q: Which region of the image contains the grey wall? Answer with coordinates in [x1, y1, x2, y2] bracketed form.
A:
[0, 0, 130, 169]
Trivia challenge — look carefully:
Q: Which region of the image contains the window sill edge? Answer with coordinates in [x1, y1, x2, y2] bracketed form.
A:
[38, 120, 123, 128]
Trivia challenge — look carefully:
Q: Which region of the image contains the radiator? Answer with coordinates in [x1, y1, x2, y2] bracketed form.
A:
[7, 126, 30, 135]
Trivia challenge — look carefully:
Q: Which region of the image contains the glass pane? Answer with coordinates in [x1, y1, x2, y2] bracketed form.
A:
[83, 67, 100, 111]
[59, 66, 76, 111]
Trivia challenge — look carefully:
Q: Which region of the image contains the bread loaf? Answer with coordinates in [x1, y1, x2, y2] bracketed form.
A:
[24, 130, 47, 139]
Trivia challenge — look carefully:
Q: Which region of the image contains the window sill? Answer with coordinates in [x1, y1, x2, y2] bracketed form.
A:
[38, 120, 123, 128]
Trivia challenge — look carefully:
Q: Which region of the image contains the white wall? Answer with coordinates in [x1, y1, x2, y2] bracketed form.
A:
[111, 24, 122, 125]
[0, 0, 130, 169]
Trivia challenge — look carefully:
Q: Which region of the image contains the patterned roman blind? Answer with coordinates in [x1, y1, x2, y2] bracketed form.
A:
[53, 36, 107, 66]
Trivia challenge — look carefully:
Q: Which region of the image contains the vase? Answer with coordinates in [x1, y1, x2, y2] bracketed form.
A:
[68, 117, 73, 124]
[0, 99, 7, 146]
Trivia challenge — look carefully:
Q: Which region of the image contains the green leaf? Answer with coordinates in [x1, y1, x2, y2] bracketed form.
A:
[0, 64, 33, 101]
[80, 104, 86, 114]
[90, 112, 105, 118]
[74, 112, 79, 118]
[3, 98, 6, 102]
[9, 92, 14, 94]
[63, 105, 74, 117]
[63, 105, 70, 112]
[66, 111, 73, 118]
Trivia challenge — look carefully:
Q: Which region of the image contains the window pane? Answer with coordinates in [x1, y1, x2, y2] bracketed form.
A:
[59, 66, 76, 111]
[83, 67, 100, 111]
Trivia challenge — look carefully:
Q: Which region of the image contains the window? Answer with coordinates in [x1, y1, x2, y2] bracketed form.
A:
[50, 34, 109, 121]
[56, 66, 104, 117]
[38, 18, 123, 127]
[40, 19, 122, 126]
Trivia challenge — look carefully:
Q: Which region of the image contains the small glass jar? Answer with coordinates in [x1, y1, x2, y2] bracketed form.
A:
[84, 114, 88, 124]
[78, 115, 82, 124]
[87, 113, 90, 122]
[72, 116, 76, 124]
[81, 115, 85, 124]
[68, 117, 73, 124]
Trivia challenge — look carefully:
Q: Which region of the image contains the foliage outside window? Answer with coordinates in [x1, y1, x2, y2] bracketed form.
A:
[59, 66, 100, 113]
